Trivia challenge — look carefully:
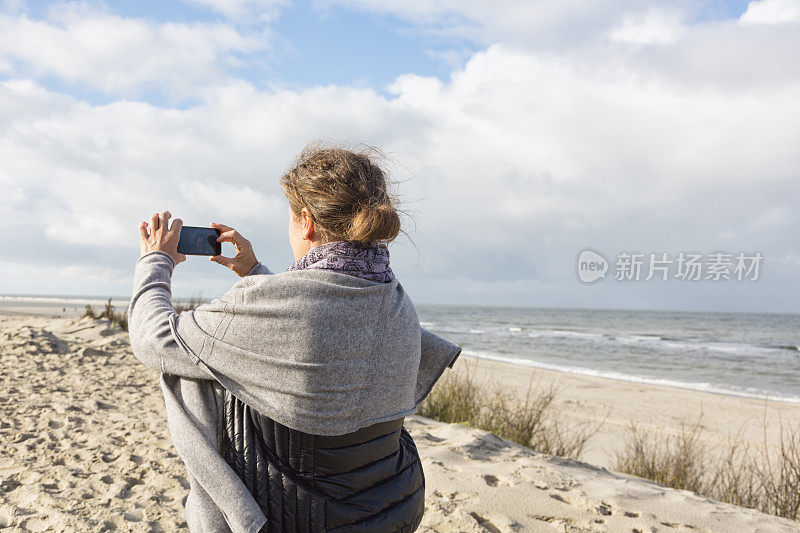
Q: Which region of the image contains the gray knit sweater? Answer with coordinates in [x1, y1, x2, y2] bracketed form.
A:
[127, 251, 462, 533]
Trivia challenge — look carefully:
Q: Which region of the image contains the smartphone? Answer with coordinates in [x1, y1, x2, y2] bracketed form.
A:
[177, 226, 222, 256]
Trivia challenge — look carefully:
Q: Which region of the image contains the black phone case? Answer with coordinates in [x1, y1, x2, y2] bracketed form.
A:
[177, 227, 222, 256]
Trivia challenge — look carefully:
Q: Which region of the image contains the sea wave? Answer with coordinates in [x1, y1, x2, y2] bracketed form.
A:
[425, 322, 796, 357]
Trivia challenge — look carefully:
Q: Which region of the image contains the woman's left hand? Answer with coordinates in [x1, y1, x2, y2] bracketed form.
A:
[139, 211, 186, 266]
[209, 222, 258, 276]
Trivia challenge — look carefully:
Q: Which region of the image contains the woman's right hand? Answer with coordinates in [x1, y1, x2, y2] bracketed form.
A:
[209, 223, 259, 277]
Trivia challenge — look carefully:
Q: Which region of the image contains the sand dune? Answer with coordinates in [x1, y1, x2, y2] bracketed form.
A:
[410, 415, 798, 532]
[0, 315, 797, 532]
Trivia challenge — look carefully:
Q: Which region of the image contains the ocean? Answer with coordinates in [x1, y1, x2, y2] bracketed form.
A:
[0, 295, 131, 317]
[415, 304, 800, 404]
[3, 295, 798, 403]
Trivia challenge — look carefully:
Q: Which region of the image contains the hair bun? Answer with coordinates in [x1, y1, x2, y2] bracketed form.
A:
[347, 203, 401, 245]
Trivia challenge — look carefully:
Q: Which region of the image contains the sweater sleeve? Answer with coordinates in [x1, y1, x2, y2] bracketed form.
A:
[127, 251, 216, 380]
[246, 262, 274, 276]
[414, 326, 463, 405]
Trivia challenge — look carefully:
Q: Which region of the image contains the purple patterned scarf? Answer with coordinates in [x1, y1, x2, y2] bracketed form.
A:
[286, 240, 395, 283]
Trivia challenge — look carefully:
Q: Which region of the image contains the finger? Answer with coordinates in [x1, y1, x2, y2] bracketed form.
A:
[138, 221, 149, 240]
[210, 255, 235, 269]
[176, 253, 187, 264]
[210, 222, 234, 233]
[150, 212, 160, 232]
[159, 211, 171, 230]
[217, 230, 244, 246]
[171, 218, 183, 233]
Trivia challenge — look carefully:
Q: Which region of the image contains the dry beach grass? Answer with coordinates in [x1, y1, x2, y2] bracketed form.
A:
[417, 360, 605, 460]
[613, 416, 800, 521]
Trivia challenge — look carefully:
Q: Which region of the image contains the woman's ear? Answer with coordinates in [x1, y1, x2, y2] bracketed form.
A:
[301, 208, 315, 241]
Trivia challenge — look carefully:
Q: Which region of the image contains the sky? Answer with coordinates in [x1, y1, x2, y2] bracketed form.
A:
[0, 0, 798, 312]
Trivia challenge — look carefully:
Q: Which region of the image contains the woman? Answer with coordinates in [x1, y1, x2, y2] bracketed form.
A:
[128, 144, 462, 533]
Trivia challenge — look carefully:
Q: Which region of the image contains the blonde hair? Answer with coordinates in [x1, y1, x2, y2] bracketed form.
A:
[279, 141, 404, 246]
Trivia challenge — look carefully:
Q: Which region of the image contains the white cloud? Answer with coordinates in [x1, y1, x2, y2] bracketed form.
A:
[0, 3, 264, 96]
[3, 27, 798, 300]
[609, 9, 686, 44]
[1, 1, 799, 309]
[179, 181, 286, 223]
[740, 0, 800, 25]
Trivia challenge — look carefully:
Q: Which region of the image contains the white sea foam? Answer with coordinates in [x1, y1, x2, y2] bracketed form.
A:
[614, 334, 662, 344]
[528, 329, 604, 340]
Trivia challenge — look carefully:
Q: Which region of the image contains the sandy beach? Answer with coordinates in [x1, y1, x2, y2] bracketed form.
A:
[0, 314, 797, 532]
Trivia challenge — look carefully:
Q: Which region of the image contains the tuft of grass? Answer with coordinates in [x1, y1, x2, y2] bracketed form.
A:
[99, 297, 128, 331]
[418, 361, 603, 460]
[756, 421, 800, 520]
[81, 298, 128, 331]
[416, 361, 483, 426]
[613, 415, 800, 522]
[82, 303, 97, 319]
[613, 416, 707, 493]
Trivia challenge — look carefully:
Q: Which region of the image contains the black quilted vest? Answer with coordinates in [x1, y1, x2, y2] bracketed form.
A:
[217, 389, 425, 532]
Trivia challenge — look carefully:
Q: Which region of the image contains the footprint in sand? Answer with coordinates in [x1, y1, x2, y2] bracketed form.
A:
[469, 511, 503, 533]
[41, 481, 60, 492]
[594, 501, 614, 516]
[423, 459, 459, 473]
[481, 474, 515, 488]
[419, 432, 447, 444]
[0, 478, 21, 493]
[101, 452, 119, 463]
